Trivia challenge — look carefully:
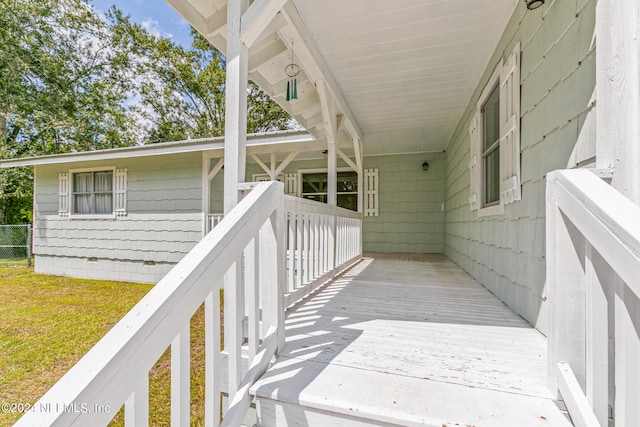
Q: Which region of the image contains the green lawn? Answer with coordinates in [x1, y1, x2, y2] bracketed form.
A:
[0, 258, 29, 268]
[0, 267, 215, 426]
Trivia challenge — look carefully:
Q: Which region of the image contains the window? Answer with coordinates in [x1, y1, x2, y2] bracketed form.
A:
[294, 168, 378, 215]
[301, 171, 358, 211]
[469, 43, 521, 215]
[482, 83, 500, 206]
[59, 168, 127, 217]
[73, 170, 114, 214]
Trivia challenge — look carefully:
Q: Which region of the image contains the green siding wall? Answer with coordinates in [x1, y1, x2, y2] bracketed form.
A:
[444, 0, 596, 334]
[363, 153, 445, 253]
[34, 152, 203, 283]
[225, 153, 445, 254]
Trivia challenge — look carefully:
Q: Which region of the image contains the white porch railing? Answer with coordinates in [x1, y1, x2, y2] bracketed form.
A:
[15, 181, 362, 427]
[284, 195, 362, 306]
[207, 213, 224, 233]
[546, 169, 640, 427]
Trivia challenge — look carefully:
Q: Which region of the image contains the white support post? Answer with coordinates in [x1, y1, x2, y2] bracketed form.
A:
[270, 153, 277, 180]
[327, 142, 337, 206]
[203, 155, 210, 237]
[546, 173, 587, 396]
[596, 0, 640, 203]
[596, 3, 640, 422]
[224, 0, 249, 213]
[171, 327, 190, 427]
[317, 79, 338, 206]
[223, 0, 249, 405]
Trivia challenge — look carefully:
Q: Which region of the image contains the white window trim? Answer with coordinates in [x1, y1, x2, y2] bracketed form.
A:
[252, 173, 284, 182]
[296, 167, 359, 197]
[297, 168, 361, 213]
[68, 166, 117, 219]
[470, 42, 521, 217]
[477, 65, 504, 217]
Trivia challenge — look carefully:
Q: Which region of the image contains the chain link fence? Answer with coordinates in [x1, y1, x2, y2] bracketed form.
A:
[0, 224, 32, 267]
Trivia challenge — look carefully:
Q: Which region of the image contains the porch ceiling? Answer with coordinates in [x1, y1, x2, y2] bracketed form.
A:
[166, 0, 517, 155]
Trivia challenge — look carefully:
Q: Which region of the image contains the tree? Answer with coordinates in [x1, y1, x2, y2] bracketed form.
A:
[110, 14, 292, 143]
[0, 0, 138, 156]
[0, 0, 140, 222]
[0, 1, 293, 223]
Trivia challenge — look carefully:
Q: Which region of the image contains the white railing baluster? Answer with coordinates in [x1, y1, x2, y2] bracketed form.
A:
[303, 213, 311, 284]
[287, 213, 295, 293]
[125, 376, 149, 427]
[225, 258, 244, 400]
[204, 291, 221, 427]
[307, 214, 314, 282]
[313, 215, 320, 280]
[323, 215, 329, 274]
[171, 326, 190, 427]
[296, 213, 303, 289]
[246, 236, 260, 360]
[328, 216, 336, 271]
[614, 276, 640, 426]
[585, 243, 610, 425]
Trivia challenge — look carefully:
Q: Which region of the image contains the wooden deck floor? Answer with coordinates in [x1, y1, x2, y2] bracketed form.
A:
[251, 254, 572, 426]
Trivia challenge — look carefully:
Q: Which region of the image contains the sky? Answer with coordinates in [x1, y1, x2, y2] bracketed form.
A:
[89, 0, 193, 46]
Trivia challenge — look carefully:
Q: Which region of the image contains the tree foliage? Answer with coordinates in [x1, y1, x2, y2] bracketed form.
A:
[110, 13, 291, 142]
[0, 0, 293, 223]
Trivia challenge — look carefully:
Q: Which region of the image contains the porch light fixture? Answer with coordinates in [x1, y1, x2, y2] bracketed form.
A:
[422, 161, 429, 171]
[524, 0, 544, 10]
[285, 41, 299, 101]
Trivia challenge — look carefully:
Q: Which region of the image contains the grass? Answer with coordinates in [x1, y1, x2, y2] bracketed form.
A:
[0, 267, 222, 427]
[0, 258, 29, 268]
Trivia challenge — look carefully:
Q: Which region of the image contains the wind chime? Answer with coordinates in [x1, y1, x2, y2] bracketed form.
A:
[285, 41, 299, 101]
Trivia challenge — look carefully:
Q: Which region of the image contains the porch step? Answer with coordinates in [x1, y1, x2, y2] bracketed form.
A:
[251, 357, 572, 427]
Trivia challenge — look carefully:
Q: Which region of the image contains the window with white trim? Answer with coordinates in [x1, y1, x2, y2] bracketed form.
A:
[301, 171, 358, 211]
[59, 167, 127, 217]
[295, 168, 379, 215]
[469, 43, 521, 215]
[252, 173, 298, 195]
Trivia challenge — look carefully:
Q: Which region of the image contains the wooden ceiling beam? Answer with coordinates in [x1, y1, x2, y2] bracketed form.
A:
[241, 0, 289, 48]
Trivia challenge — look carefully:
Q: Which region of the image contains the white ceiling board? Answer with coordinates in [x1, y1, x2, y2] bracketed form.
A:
[293, 0, 518, 153]
[169, 0, 517, 155]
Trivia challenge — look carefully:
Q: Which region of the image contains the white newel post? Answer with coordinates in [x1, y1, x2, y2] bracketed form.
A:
[223, 0, 249, 402]
[546, 172, 587, 396]
[596, 1, 640, 424]
[260, 186, 286, 352]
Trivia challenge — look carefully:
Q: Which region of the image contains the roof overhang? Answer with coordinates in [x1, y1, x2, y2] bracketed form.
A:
[165, 0, 518, 154]
[0, 131, 318, 168]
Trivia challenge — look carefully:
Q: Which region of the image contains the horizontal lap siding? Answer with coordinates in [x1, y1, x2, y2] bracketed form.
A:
[444, 0, 596, 334]
[241, 154, 446, 254]
[34, 153, 203, 283]
[363, 153, 445, 254]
